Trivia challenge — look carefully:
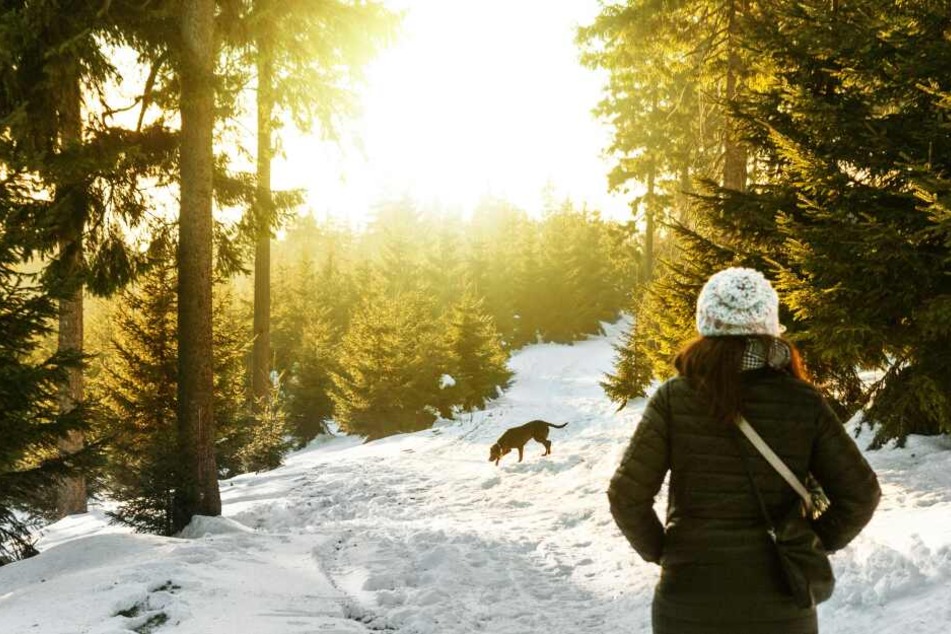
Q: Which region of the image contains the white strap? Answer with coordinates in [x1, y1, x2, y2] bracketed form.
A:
[736, 416, 814, 515]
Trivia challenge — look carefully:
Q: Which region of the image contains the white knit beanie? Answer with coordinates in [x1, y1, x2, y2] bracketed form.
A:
[695, 267, 783, 337]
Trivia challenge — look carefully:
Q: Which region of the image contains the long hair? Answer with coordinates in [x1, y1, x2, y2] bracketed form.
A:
[674, 335, 809, 425]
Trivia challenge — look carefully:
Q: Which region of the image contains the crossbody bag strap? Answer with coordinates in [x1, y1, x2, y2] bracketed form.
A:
[736, 415, 814, 516]
[731, 427, 777, 534]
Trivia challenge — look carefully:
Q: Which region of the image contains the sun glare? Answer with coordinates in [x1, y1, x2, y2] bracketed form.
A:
[273, 0, 628, 227]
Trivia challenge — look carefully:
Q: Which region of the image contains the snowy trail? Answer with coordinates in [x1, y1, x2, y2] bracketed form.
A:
[3, 318, 951, 633]
[222, 319, 655, 633]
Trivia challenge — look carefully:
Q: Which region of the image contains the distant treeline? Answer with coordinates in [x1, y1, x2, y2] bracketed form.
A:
[78, 197, 637, 534]
[264, 197, 638, 441]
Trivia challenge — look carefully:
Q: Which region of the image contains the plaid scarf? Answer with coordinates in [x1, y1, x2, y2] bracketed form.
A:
[741, 337, 791, 371]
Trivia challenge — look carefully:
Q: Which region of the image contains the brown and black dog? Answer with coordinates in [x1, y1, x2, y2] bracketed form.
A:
[489, 420, 568, 466]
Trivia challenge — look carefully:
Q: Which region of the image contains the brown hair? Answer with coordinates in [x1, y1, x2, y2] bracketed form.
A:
[674, 335, 809, 425]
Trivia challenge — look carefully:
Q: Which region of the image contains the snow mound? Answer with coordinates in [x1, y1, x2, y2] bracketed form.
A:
[178, 515, 255, 539]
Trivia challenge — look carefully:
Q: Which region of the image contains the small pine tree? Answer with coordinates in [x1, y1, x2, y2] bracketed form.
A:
[234, 384, 292, 472]
[443, 292, 513, 412]
[96, 259, 179, 535]
[96, 259, 283, 534]
[330, 289, 449, 439]
[286, 308, 337, 446]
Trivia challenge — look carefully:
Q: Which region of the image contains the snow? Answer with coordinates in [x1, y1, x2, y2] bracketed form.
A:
[2, 317, 951, 633]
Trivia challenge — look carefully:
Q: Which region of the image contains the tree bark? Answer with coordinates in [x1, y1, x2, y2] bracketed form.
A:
[252, 5, 273, 407]
[723, 0, 748, 192]
[174, 0, 221, 532]
[55, 65, 87, 518]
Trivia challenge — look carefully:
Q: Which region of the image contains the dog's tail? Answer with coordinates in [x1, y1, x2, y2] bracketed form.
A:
[547, 422, 569, 429]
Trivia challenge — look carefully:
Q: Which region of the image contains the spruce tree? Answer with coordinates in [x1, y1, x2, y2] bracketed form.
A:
[285, 306, 338, 446]
[0, 241, 88, 562]
[443, 291, 513, 412]
[600, 0, 951, 446]
[0, 0, 179, 517]
[243, 0, 397, 407]
[730, 0, 951, 444]
[330, 289, 449, 439]
[97, 259, 179, 535]
[96, 255, 282, 534]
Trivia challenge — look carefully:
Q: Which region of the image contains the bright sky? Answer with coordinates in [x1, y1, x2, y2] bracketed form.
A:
[273, 0, 630, 226]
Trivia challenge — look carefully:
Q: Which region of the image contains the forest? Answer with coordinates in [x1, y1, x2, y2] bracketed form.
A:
[1, 0, 949, 578]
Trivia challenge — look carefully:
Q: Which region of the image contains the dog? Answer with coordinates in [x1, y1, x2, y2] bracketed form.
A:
[489, 420, 568, 466]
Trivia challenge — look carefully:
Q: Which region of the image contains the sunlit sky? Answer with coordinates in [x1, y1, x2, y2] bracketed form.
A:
[273, 0, 630, 226]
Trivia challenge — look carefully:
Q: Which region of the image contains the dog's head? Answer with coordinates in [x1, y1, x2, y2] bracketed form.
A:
[489, 443, 502, 463]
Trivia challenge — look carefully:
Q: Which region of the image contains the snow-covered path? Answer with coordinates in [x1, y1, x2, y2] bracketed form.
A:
[219, 319, 654, 633]
[2, 319, 951, 633]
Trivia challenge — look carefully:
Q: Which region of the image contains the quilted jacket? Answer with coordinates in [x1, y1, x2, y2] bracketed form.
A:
[608, 368, 881, 633]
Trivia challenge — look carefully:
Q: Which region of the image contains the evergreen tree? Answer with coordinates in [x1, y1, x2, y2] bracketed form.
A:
[0, 0, 179, 517]
[243, 0, 397, 408]
[96, 256, 281, 534]
[0, 242, 88, 562]
[730, 0, 951, 444]
[602, 0, 951, 448]
[174, 0, 221, 531]
[286, 307, 338, 446]
[96, 259, 179, 535]
[331, 288, 449, 439]
[443, 291, 513, 412]
[270, 229, 355, 445]
[510, 223, 546, 347]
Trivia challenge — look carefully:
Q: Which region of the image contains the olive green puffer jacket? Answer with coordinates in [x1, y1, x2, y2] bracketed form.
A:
[609, 369, 881, 634]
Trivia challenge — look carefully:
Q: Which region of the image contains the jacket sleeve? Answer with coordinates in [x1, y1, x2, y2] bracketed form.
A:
[607, 382, 670, 564]
[809, 397, 881, 552]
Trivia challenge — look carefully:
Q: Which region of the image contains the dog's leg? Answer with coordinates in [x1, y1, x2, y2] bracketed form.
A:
[542, 439, 552, 456]
[517, 446, 523, 462]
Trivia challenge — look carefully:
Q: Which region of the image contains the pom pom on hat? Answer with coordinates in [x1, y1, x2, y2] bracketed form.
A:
[696, 267, 783, 337]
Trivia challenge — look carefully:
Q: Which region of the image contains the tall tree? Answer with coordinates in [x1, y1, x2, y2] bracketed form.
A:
[0, 1, 179, 518]
[246, 0, 397, 407]
[721, 0, 951, 443]
[53, 62, 86, 517]
[174, 0, 220, 531]
[583, 0, 758, 402]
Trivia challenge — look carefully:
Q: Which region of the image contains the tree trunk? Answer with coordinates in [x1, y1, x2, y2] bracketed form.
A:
[723, 0, 748, 192]
[174, 0, 221, 532]
[252, 7, 273, 407]
[678, 166, 692, 227]
[55, 66, 87, 517]
[643, 156, 656, 284]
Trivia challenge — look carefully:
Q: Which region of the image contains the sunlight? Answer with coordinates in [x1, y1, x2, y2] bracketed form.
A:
[273, 0, 628, 225]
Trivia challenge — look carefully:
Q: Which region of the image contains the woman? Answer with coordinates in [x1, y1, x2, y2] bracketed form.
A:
[609, 267, 880, 634]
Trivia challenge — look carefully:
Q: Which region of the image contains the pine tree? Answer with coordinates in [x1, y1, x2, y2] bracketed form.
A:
[0, 0, 179, 518]
[443, 291, 513, 412]
[244, 0, 397, 408]
[0, 241, 88, 563]
[286, 306, 338, 446]
[96, 257, 277, 534]
[331, 289, 449, 439]
[96, 260, 179, 535]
